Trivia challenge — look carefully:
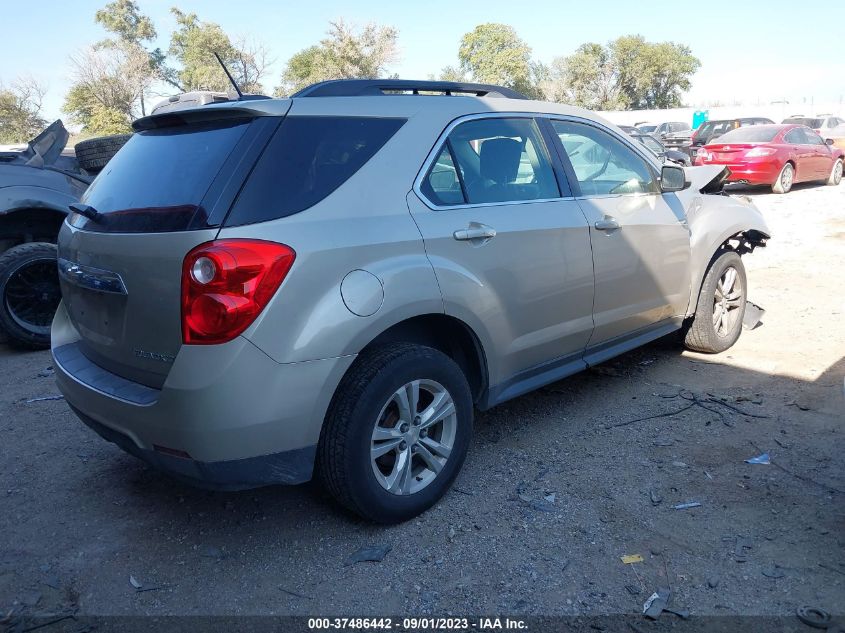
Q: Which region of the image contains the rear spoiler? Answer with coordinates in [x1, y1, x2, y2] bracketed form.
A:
[132, 99, 287, 132]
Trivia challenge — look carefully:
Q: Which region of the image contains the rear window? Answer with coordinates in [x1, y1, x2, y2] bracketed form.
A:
[80, 120, 251, 232]
[783, 117, 823, 128]
[223, 116, 405, 226]
[715, 127, 780, 143]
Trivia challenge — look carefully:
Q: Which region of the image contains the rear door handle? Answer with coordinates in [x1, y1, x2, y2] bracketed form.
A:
[594, 217, 620, 231]
[453, 223, 497, 242]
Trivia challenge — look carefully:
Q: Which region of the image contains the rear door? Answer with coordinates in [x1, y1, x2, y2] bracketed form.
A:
[57, 112, 281, 388]
[547, 118, 691, 352]
[408, 115, 595, 393]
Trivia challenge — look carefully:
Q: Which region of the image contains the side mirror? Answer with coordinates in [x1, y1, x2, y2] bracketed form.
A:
[825, 138, 834, 146]
[660, 164, 688, 192]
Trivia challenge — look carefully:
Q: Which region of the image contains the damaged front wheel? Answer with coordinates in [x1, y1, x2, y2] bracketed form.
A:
[683, 250, 747, 354]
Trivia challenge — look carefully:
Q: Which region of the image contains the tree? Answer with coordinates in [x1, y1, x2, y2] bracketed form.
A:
[543, 44, 626, 110]
[612, 37, 699, 109]
[62, 46, 146, 134]
[168, 8, 271, 93]
[0, 78, 47, 144]
[275, 20, 399, 96]
[457, 24, 542, 98]
[545, 36, 699, 110]
[94, 0, 166, 115]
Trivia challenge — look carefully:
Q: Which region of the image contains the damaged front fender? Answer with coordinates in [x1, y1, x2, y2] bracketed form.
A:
[681, 178, 770, 316]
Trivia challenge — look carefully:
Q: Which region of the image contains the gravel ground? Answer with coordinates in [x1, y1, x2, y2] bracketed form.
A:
[1, 181, 843, 624]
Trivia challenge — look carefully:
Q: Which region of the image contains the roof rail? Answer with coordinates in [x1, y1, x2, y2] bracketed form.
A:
[291, 79, 528, 100]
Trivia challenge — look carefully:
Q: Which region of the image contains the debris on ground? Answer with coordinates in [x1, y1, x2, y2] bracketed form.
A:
[129, 575, 142, 589]
[796, 605, 831, 629]
[745, 452, 771, 465]
[673, 502, 702, 510]
[649, 489, 663, 505]
[620, 554, 644, 564]
[643, 587, 671, 619]
[25, 395, 64, 403]
[761, 565, 785, 578]
[344, 544, 392, 566]
[199, 545, 224, 559]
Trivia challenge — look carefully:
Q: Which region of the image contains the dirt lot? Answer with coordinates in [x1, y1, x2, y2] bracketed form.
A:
[1, 181, 843, 625]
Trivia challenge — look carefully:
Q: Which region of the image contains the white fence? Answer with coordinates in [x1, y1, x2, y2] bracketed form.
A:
[601, 101, 845, 128]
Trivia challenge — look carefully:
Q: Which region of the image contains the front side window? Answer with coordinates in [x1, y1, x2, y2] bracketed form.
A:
[551, 120, 658, 196]
[423, 118, 559, 205]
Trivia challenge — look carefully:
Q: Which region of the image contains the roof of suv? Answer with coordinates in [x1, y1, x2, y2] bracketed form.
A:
[134, 79, 610, 132]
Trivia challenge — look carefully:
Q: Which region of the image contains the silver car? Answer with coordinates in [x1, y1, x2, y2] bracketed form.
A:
[52, 80, 770, 523]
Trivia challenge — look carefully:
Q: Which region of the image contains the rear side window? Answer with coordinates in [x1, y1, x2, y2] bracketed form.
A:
[80, 120, 251, 232]
[224, 116, 404, 226]
[422, 117, 559, 206]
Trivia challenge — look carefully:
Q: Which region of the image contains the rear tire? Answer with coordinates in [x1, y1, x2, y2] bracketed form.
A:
[74, 134, 131, 172]
[772, 162, 794, 194]
[0, 242, 59, 350]
[317, 343, 473, 523]
[683, 250, 747, 354]
[828, 159, 843, 186]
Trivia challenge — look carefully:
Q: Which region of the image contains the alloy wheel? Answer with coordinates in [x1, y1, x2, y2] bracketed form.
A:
[780, 164, 794, 191]
[370, 379, 457, 495]
[712, 266, 744, 338]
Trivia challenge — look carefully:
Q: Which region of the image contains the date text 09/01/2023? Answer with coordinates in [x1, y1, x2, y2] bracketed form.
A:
[307, 617, 528, 630]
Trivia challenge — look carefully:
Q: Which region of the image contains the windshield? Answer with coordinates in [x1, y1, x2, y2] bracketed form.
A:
[81, 119, 251, 232]
[715, 126, 780, 143]
[782, 117, 823, 129]
[637, 125, 657, 133]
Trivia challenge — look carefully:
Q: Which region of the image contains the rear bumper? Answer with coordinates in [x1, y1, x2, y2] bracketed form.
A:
[51, 301, 355, 488]
[693, 160, 781, 184]
[70, 404, 316, 490]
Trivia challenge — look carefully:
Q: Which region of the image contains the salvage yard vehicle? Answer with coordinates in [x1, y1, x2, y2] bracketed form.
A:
[0, 120, 128, 348]
[781, 114, 845, 140]
[694, 124, 844, 193]
[52, 79, 770, 523]
[687, 117, 774, 160]
[619, 125, 691, 166]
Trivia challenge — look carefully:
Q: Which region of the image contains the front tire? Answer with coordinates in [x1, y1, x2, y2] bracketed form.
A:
[828, 159, 843, 186]
[318, 343, 473, 523]
[683, 250, 747, 354]
[772, 162, 794, 193]
[0, 242, 60, 350]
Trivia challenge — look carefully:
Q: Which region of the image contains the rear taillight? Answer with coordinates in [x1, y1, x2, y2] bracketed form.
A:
[697, 149, 711, 161]
[181, 239, 296, 345]
[745, 147, 777, 158]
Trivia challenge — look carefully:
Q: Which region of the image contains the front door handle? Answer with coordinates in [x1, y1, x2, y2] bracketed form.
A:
[594, 217, 620, 231]
[453, 223, 497, 242]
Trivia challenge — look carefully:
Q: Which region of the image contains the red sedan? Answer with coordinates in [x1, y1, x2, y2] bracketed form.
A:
[694, 124, 844, 193]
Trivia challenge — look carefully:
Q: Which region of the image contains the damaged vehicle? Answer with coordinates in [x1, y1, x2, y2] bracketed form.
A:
[0, 121, 128, 348]
[51, 79, 770, 523]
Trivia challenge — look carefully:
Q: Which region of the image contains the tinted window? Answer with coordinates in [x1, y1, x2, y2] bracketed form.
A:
[421, 145, 464, 206]
[715, 126, 780, 143]
[429, 118, 559, 205]
[637, 125, 657, 133]
[697, 120, 738, 143]
[225, 116, 404, 226]
[552, 120, 658, 196]
[80, 120, 250, 232]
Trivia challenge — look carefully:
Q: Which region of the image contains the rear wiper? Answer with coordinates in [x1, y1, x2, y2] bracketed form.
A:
[69, 202, 103, 223]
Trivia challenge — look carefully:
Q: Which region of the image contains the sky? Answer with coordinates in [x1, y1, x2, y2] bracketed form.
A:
[3, 0, 844, 122]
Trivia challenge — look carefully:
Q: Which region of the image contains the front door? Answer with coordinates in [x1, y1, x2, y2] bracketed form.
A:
[408, 116, 595, 393]
[547, 118, 692, 350]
